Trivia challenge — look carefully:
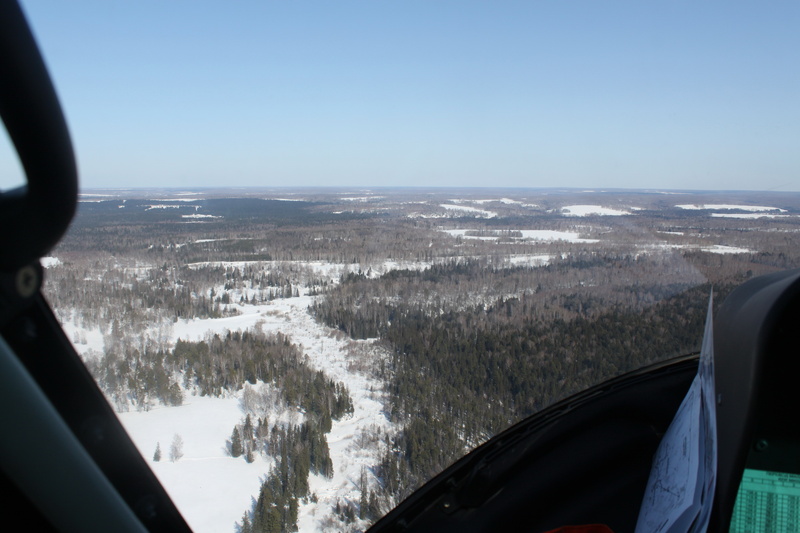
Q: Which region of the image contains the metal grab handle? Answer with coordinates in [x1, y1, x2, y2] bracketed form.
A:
[0, 0, 78, 271]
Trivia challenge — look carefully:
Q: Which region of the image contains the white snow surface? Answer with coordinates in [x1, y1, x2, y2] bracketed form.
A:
[118, 396, 269, 533]
[153, 198, 201, 202]
[340, 196, 384, 201]
[518, 230, 599, 243]
[442, 229, 598, 244]
[699, 245, 752, 254]
[115, 295, 392, 533]
[470, 198, 525, 205]
[40, 256, 62, 268]
[640, 243, 753, 255]
[63, 328, 104, 357]
[676, 204, 787, 212]
[505, 254, 555, 267]
[439, 204, 497, 218]
[710, 213, 792, 219]
[560, 205, 631, 217]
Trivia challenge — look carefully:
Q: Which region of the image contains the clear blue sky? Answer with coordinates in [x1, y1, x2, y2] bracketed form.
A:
[2, 1, 799, 191]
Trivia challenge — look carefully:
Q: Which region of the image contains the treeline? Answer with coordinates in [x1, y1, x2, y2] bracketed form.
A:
[85, 343, 184, 412]
[45, 260, 314, 335]
[45, 264, 240, 337]
[312, 253, 709, 339]
[86, 329, 354, 421]
[174, 332, 353, 420]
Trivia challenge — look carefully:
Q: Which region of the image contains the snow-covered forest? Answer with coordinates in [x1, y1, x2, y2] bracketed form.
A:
[42, 187, 800, 532]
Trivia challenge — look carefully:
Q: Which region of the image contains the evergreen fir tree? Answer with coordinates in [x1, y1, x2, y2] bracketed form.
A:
[231, 426, 243, 458]
[359, 466, 369, 519]
[240, 512, 252, 533]
[243, 414, 254, 448]
[153, 442, 161, 462]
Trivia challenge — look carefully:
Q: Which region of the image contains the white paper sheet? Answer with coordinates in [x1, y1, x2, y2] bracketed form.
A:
[635, 294, 717, 533]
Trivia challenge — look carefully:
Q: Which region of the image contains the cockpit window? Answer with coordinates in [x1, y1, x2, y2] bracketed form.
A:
[15, 1, 800, 531]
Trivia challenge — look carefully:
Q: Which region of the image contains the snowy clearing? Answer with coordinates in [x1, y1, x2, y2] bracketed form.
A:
[700, 245, 753, 254]
[560, 205, 631, 217]
[518, 230, 599, 243]
[441, 229, 599, 244]
[641, 243, 753, 255]
[676, 204, 787, 212]
[505, 254, 555, 267]
[151, 198, 201, 202]
[439, 204, 497, 218]
[710, 213, 792, 219]
[340, 196, 384, 201]
[468, 198, 525, 205]
[118, 396, 269, 533]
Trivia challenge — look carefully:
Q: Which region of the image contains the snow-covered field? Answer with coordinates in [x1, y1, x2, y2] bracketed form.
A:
[559, 205, 631, 217]
[640, 243, 753, 255]
[676, 204, 787, 212]
[699, 244, 753, 254]
[442, 229, 599, 244]
[710, 213, 792, 219]
[182, 214, 222, 219]
[518, 230, 599, 243]
[118, 396, 269, 533]
[470, 198, 521, 205]
[439, 204, 497, 218]
[505, 254, 556, 267]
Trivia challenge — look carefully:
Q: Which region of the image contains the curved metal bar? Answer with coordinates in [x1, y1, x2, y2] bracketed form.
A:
[0, 0, 78, 271]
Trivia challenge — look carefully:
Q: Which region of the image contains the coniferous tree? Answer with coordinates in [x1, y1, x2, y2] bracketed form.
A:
[231, 426, 243, 458]
[153, 442, 162, 462]
[240, 512, 252, 533]
[243, 414, 254, 448]
[359, 467, 369, 519]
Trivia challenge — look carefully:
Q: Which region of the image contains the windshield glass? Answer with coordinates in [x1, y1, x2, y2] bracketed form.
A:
[12, 2, 800, 532]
